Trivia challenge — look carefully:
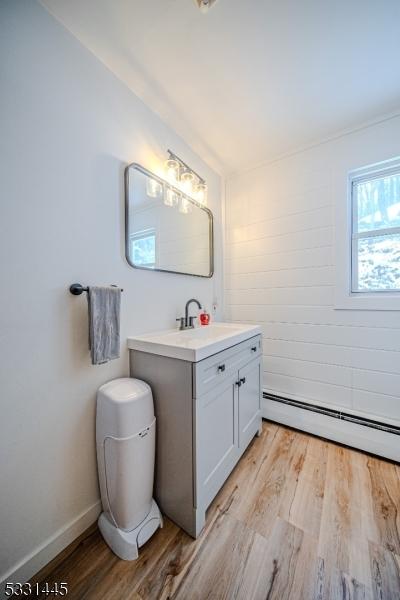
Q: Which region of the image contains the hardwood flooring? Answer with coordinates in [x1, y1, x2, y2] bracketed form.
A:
[30, 422, 400, 599]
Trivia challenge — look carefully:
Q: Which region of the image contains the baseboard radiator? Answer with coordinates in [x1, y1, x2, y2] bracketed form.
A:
[263, 392, 400, 436]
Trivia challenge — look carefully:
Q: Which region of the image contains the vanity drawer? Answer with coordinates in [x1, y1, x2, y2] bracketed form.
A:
[193, 334, 261, 398]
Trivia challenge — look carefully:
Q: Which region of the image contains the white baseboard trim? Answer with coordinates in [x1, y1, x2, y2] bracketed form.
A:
[0, 501, 101, 598]
[262, 396, 400, 462]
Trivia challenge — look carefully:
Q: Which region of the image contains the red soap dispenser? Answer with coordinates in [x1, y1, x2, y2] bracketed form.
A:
[199, 308, 210, 326]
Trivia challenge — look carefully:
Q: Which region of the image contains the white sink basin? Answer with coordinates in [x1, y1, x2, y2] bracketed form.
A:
[127, 322, 261, 362]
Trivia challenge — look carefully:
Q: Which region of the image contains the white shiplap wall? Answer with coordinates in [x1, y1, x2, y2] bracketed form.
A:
[225, 116, 400, 425]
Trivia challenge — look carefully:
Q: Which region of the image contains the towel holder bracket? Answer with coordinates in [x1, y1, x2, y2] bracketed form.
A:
[70, 283, 88, 295]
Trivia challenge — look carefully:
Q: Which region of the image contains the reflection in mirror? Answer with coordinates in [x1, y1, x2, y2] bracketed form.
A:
[125, 164, 213, 277]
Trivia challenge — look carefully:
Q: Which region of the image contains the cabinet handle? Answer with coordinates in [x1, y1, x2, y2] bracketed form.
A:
[251, 346, 257, 352]
[218, 364, 226, 372]
[235, 380, 242, 387]
[240, 377, 246, 385]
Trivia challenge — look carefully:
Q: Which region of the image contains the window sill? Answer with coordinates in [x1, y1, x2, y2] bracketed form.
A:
[334, 290, 400, 311]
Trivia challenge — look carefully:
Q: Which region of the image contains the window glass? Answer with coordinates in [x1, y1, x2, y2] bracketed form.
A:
[357, 233, 400, 291]
[352, 165, 400, 293]
[130, 231, 156, 268]
[356, 173, 400, 233]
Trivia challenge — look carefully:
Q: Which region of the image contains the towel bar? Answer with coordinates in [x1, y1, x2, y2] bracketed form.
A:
[69, 283, 123, 295]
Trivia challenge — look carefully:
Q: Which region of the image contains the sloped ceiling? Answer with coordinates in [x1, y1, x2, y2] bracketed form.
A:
[40, 0, 400, 174]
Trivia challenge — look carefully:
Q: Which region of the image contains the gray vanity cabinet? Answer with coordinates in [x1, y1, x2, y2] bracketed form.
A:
[129, 333, 262, 538]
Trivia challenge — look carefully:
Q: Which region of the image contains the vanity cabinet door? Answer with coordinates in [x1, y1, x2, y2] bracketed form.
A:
[238, 357, 261, 451]
[195, 372, 239, 509]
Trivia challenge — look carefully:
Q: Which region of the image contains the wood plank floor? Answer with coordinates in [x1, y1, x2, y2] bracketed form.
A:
[31, 422, 400, 600]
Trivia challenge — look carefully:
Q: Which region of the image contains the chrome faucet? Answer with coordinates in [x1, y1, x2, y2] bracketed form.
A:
[176, 298, 202, 330]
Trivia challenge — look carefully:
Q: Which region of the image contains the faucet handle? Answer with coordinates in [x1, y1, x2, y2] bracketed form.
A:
[189, 315, 198, 328]
[176, 317, 185, 330]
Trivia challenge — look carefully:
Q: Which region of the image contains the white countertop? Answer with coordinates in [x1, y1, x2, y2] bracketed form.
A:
[127, 322, 261, 362]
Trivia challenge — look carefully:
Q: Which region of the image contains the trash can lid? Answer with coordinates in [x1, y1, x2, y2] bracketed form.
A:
[99, 377, 151, 403]
[96, 377, 154, 439]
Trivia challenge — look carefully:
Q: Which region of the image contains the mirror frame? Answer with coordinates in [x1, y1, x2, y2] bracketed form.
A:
[124, 163, 214, 278]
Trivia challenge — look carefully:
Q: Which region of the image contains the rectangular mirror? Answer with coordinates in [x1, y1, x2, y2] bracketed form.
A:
[125, 163, 214, 277]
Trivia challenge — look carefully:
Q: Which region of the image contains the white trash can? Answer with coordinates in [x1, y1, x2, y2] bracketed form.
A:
[96, 377, 162, 560]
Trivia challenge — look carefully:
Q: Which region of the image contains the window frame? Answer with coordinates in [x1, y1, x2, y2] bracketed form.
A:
[351, 165, 400, 294]
[334, 156, 400, 311]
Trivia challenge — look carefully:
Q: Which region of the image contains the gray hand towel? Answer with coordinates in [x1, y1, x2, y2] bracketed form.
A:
[87, 286, 121, 365]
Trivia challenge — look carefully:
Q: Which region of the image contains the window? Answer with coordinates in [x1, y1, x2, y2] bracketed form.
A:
[130, 229, 156, 268]
[351, 165, 400, 293]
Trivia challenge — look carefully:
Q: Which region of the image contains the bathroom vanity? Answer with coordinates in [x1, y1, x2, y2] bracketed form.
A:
[128, 323, 262, 538]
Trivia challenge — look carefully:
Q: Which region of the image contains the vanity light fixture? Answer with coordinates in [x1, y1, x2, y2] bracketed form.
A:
[194, 0, 219, 13]
[165, 158, 179, 184]
[181, 170, 195, 196]
[164, 150, 208, 206]
[195, 182, 208, 205]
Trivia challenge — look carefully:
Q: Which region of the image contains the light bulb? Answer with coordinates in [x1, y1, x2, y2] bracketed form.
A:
[180, 170, 195, 196]
[195, 182, 208, 206]
[146, 177, 162, 198]
[164, 187, 179, 207]
[179, 197, 192, 214]
[165, 159, 179, 184]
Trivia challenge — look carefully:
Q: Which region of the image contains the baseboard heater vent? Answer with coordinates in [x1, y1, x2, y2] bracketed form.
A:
[263, 392, 400, 436]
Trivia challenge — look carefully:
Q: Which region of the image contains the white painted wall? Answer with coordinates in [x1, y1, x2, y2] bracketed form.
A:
[0, 0, 222, 589]
[225, 116, 400, 427]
